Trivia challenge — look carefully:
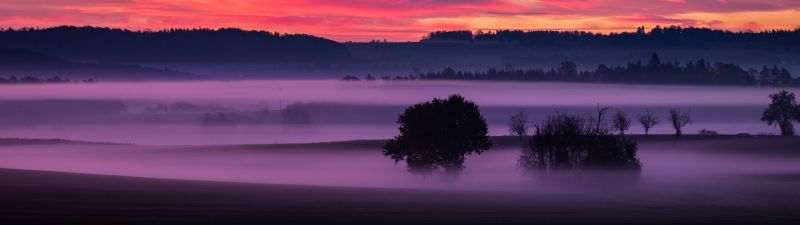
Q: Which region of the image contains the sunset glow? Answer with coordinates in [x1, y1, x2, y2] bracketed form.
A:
[1, 0, 798, 41]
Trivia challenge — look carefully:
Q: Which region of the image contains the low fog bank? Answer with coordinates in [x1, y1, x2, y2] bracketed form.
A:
[0, 137, 799, 193]
[0, 101, 775, 145]
[1, 81, 795, 106]
[0, 81, 793, 144]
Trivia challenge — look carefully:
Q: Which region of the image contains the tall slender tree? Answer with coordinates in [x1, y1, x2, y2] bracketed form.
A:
[590, 104, 611, 136]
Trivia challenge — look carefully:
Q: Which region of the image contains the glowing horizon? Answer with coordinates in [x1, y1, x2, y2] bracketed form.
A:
[1, 0, 799, 42]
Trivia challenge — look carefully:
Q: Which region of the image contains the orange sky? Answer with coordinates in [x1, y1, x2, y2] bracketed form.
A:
[1, 0, 798, 41]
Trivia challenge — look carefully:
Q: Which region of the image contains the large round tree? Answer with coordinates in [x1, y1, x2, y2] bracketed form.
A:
[383, 94, 492, 175]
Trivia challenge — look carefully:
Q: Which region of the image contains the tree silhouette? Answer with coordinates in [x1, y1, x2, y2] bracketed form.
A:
[698, 128, 718, 135]
[558, 61, 578, 80]
[637, 109, 659, 136]
[383, 94, 492, 176]
[589, 104, 611, 136]
[0, 75, 73, 84]
[508, 111, 529, 139]
[668, 109, 692, 138]
[647, 53, 661, 67]
[761, 90, 800, 136]
[340, 75, 360, 81]
[612, 110, 631, 137]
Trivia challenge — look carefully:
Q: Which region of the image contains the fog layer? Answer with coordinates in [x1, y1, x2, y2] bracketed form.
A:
[0, 80, 796, 144]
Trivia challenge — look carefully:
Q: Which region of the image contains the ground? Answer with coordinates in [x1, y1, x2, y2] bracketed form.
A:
[0, 135, 799, 225]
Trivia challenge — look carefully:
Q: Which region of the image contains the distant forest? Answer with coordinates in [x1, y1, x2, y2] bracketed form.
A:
[0, 76, 93, 84]
[0, 26, 352, 63]
[422, 26, 800, 51]
[355, 54, 798, 86]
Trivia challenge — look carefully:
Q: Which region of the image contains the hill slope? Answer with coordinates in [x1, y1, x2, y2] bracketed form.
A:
[0, 26, 353, 63]
[0, 48, 202, 81]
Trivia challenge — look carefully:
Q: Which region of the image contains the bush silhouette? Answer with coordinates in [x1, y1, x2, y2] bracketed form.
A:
[519, 113, 641, 174]
[383, 94, 492, 176]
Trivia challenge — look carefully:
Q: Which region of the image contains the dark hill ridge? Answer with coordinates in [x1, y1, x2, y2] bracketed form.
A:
[0, 48, 66, 63]
[0, 26, 353, 63]
[0, 48, 202, 81]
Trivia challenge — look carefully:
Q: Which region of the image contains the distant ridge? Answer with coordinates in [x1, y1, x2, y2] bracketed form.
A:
[0, 26, 353, 63]
[0, 48, 202, 81]
[420, 26, 800, 51]
[0, 48, 66, 63]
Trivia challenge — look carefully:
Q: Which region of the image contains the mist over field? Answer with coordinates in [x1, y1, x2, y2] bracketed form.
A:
[0, 80, 795, 144]
[1, 18, 800, 224]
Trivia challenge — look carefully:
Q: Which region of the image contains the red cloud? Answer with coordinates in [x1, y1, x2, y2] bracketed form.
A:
[0, 0, 797, 41]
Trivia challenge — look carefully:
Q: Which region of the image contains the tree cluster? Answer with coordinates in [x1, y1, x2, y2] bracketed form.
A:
[509, 107, 689, 139]
[519, 112, 641, 173]
[0, 76, 92, 84]
[409, 54, 797, 86]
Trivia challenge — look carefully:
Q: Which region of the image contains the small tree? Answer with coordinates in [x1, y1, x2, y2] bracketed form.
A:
[668, 109, 692, 138]
[637, 109, 659, 136]
[589, 104, 611, 136]
[612, 109, 631, 137]
[508, 111, 529, 139]
[761, 90, 800, 136]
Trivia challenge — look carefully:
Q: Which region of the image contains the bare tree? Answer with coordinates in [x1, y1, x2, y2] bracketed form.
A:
[637, 109, 659, 136]
[668, 109, 692, 138]
[508, 111, 529, 139]
[612, 109, 631, 137]
[589, 104, 611, 136]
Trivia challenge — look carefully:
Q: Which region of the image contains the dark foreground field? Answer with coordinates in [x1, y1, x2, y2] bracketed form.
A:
[1, 136, 799, 225]
[0, 168, 797, 225]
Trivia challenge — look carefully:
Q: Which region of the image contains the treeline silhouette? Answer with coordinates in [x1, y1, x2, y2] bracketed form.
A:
[405, 54, 798, 86]
[422, 26, 800, 51]
[0, 76, 93, 84]
[0, 26, 352, 62]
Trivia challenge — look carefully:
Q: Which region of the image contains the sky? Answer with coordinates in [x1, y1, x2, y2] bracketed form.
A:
[1, 0, 799, 41]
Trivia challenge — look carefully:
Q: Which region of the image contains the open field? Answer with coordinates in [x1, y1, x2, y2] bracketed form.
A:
[1, 136, 799, 224]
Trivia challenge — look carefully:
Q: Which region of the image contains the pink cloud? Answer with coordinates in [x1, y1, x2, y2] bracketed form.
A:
[0, 0, 797, 41]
